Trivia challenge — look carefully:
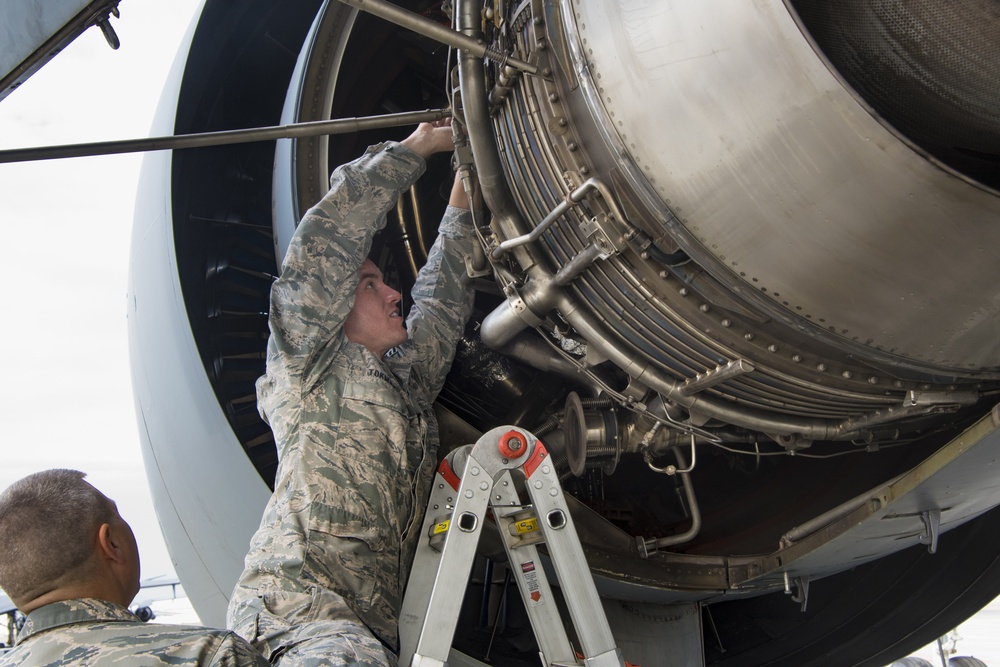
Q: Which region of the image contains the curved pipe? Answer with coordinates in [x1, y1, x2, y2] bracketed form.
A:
[456, 1, 530, 247]
[499, 332, 596, 386]
[491, 190, 580, 259]
[486, 279, 959, 440]
[554, 291, 847, 440]
[637, 445, 702, 555]
[489, 277, 851, 438]
[557, 290, 961, 440]
[491, 177, 628, 259]
[479, 235, 605, 349]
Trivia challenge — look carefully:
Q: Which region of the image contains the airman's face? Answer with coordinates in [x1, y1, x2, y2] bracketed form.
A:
[344, 259, 408, 357]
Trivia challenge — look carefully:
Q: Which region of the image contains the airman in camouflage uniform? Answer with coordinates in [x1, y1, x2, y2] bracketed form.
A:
[226, 122, 478, 665]
[0, 469, 268, 667]
[1, 598, 267, 667]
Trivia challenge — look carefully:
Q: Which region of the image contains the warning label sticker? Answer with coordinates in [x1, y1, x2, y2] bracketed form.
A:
[520, 561, 543, 606]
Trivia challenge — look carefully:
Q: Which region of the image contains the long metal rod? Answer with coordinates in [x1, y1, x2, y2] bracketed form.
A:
[335, 0, 537, 75]
[0, 108, 449, 164]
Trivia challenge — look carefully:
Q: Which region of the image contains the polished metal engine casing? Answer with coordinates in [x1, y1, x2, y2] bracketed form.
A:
[478, 0, 1000, 440]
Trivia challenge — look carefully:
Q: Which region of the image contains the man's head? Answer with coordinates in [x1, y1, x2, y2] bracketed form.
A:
[344, 258, 408, 357]
[0, 470, 141, 613]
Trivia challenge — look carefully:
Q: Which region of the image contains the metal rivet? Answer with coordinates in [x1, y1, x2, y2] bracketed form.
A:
[700, 304, 710, 313]
[744, 333, 754, 341]
[817, 364, 827, 372]
[792, 355, 802, 362]
[768, 344, 778, 353]
[722, 319, 732, 327]
[868, 376, 879, 385]
[842, 371, 853, 379]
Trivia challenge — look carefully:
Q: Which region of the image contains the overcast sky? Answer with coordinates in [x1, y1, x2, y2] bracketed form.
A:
[0, 0, 203, 595]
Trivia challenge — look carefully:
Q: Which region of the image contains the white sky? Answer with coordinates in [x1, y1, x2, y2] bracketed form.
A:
[0, 0, 203, 594]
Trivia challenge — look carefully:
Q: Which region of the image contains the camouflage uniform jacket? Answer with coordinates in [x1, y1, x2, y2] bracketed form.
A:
[227, 141, 476, 654]
[0, 598, 268, 666]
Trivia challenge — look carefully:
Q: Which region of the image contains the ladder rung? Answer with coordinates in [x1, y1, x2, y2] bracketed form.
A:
[398, 426, 625, 667]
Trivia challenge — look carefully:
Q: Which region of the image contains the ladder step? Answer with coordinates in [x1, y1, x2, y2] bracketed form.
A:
[398, 426, 625, 667]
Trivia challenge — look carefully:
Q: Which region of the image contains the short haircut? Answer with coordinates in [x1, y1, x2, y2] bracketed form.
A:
[0, 469, 115, 604]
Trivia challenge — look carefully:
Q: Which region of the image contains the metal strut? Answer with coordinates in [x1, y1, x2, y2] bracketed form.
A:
[333, 0, 537, 75]
[398, 425, 625, 667]
[0, 108, 449, 164]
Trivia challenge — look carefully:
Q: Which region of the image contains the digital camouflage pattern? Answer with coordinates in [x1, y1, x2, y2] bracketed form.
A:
[229, 589, 395, 667]
[227, 141, 476, 662]
[0, 598, 268, 667]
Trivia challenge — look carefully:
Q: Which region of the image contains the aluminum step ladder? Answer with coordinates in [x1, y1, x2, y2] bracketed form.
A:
[398, 425, 625, 667]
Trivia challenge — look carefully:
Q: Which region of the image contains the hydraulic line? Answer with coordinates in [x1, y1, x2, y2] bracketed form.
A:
[637, 443, 703, 555]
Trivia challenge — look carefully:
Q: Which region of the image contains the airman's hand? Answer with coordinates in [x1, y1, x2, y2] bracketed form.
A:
[401, 119, 455, 159]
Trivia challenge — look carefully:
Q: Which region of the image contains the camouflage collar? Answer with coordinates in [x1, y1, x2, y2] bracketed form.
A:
[18, 598, 138, 644]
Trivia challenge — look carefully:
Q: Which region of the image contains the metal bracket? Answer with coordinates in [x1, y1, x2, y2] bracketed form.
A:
[919, 508, 941, 554]
[784, 571, 810, 612]
[579, 213, 623, 258]
[906, 390, 979, 407]
[464, 253, 492, 278]
[771, 432, 813, 452]
[94, 8, 121, 50]
[678, 359, 755, 396]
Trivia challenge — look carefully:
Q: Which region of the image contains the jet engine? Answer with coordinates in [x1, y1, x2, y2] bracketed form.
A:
[129, 0, 1000, 664]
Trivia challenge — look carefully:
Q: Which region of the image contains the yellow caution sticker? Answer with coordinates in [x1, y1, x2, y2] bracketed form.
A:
[432, 519, 450, 536]
[514, 517, 538, 534]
